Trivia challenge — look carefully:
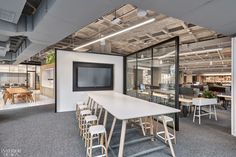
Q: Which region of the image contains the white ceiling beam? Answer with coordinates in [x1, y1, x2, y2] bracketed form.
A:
[181, 22, 198, 42]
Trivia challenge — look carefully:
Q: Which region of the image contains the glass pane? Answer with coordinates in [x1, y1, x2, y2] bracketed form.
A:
[152, 41, 176, 108]
[137, 49, 152, 101]
[126, 54, 137, 97]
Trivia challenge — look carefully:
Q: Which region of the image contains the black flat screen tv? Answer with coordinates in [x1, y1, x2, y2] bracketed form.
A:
[73, 62, 114, 91]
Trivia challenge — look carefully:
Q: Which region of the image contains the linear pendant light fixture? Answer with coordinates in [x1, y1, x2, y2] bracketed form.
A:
[73, 18, 155, 50]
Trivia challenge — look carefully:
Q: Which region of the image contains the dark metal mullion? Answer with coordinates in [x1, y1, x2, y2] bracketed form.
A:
[151, 48, 154, 101]
[34, 66, 37, 90]
[175, 36, 180, 131]
[123, 56, 127, 94]
[135, 53, 138, 98]
[55, 49, 57, 113]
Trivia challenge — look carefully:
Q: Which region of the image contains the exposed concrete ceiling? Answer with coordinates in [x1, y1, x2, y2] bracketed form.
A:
[1, 0, 236, 65]
[130, 0, 236, 36]
[0, 0, 26, 24]
[46, 3, 231, 74]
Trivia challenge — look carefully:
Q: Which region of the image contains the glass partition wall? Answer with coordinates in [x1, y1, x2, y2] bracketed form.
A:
[0, 64, 40, 90]
[125, 37, 180, 130]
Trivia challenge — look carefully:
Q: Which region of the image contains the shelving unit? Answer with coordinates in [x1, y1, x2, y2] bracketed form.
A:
[204, 75, 231, 83]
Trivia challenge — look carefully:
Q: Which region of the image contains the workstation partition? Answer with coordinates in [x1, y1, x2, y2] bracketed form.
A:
[124, 37, 180, 130]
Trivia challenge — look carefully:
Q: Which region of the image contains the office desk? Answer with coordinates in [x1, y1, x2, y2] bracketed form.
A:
[89, 91, 180, 157]
[217, 94, 231, 109]
[179, 98, 193, 117]
[179, 98, 192, 104]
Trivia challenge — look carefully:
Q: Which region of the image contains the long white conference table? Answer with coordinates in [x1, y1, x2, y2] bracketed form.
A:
[88, 91, 180, 157]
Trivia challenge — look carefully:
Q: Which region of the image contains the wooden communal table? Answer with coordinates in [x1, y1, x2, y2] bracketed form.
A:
[89, 91, 180, 157]
[6, 87, 31, 104]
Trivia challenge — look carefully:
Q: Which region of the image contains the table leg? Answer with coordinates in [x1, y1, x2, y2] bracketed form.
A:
[150, 117, 154, 136]
[118, 120, 127, 157]
[193, 105, 196, 122]
[214, 105, 217, 121]
[103, 110, 108, 128]
[209, 105, 212, 119]
[182, 106, 188, 117]
[12, 94, 14, 104]
[198, 106, 201, 125]
[107, 117, 116, 147]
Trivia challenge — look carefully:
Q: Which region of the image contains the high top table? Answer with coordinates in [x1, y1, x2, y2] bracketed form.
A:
[89, 91, 180, 157]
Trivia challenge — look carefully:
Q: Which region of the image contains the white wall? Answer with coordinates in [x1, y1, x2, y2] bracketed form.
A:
[231, 38, 236, 136]
[56, 50, 123, 112]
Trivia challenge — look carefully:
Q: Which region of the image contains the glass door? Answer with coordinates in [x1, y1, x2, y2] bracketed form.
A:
[137, 49, 152, 101]
[26, 65, 40, 90]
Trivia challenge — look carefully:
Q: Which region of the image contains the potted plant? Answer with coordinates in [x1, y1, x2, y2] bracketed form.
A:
[202, 90, 216, 98]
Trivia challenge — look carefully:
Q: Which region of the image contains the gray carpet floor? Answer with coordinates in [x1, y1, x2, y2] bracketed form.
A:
[0, 104, 236, 157]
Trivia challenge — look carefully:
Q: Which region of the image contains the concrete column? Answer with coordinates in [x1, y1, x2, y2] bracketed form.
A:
[231, 38, 236, 136]
[153, 67, 161, 86]
[179, 71, 184, 84]
[186, 74, 193, 83]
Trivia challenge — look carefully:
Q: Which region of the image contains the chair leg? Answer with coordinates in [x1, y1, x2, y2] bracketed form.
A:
[101, 134, 104, 154]
[89, 135, 93, 157]
[85, 122, 89, 147]
[86, 134, 90, 157]
[209, 105, 212, 119]
[150, 117, 154, 136]
[163, 121, 176, 157]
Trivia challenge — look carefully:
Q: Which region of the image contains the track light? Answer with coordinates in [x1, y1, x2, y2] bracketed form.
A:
[74, 18, 155, 50]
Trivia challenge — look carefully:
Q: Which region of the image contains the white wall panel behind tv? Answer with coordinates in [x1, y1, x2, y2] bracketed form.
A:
[56, 50, 123, 112]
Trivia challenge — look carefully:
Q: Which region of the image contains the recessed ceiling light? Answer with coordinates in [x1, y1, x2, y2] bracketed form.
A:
[111, 18, 121, 24]
[137, 9, 147, 17]
[210, 61, 213, 65]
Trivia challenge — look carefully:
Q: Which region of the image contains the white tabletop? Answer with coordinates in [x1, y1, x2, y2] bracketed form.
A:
[192, 98, 217, 106]
[88, 91, 180, 120]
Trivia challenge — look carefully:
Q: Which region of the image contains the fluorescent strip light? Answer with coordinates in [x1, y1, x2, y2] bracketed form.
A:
[202, 73, 231, 76]
[179, 48, 223, 56]
[73, 18, 155, 50]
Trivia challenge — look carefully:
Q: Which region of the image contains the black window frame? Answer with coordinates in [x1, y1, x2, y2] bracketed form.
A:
[124, 36, 180, 131]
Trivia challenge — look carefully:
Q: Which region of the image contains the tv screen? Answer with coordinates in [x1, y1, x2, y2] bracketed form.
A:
[73, 62, 113, 91]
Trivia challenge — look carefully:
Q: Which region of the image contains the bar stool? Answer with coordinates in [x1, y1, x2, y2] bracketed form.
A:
[86, 125, 108, 157]
[84, 102, 100, 146]
[156, 115, 176, 144]
[79, 109, 92, 136]
[77, 97, 93, 126]
[140, 117, 154, 136]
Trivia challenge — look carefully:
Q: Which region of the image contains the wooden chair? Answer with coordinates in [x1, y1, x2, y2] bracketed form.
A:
[26, 92, 34, 102]
[3, 91, 12, 104]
